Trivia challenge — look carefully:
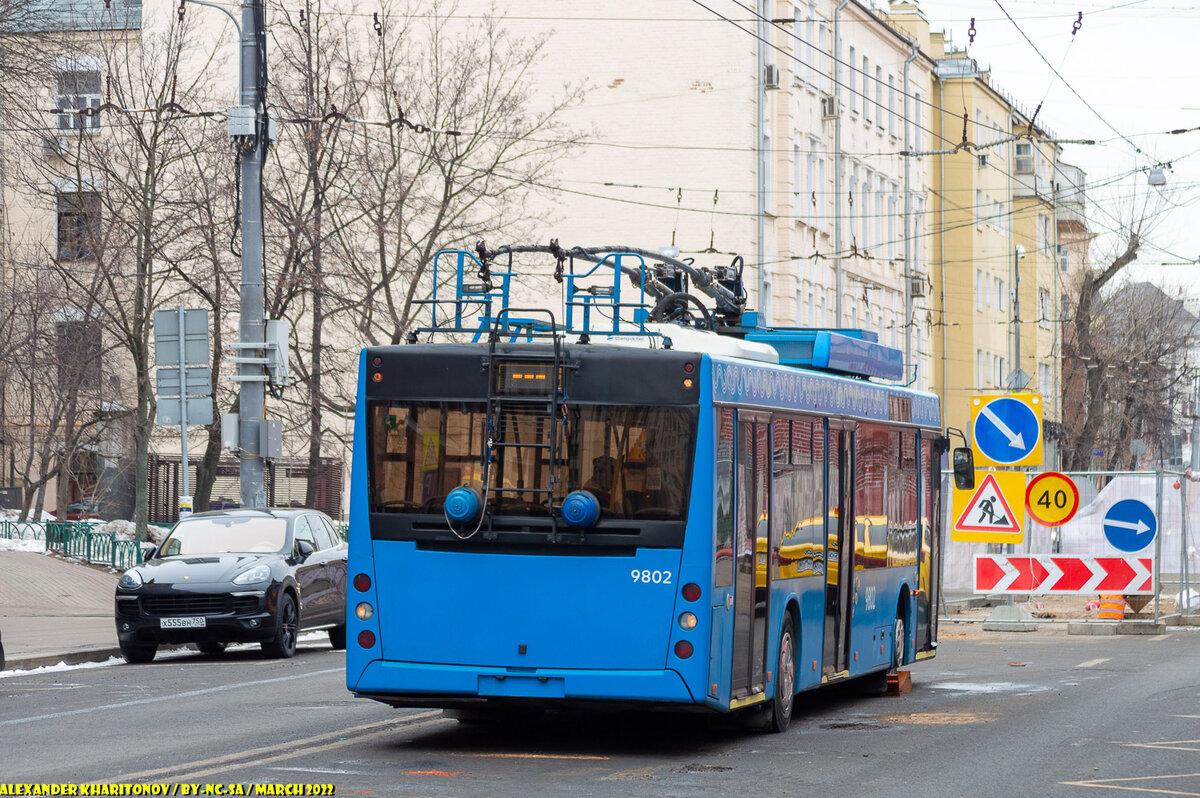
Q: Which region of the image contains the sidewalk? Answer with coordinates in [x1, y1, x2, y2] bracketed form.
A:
[0, 550, 126, 670]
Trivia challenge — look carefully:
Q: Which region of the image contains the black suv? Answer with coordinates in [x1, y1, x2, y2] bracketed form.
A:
[114, 509, 347, 663]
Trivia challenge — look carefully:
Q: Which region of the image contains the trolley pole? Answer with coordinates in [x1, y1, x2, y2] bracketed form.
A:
[237, 0, 267, 508]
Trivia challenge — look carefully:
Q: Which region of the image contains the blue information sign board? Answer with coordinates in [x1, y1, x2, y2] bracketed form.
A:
[1103, 499, 1157, 553]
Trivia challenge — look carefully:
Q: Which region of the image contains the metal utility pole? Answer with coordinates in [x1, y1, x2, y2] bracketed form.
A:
[236, 0, 268, 508]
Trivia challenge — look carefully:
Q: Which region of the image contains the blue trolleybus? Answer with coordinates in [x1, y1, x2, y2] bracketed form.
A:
[345, 246, 948, 731]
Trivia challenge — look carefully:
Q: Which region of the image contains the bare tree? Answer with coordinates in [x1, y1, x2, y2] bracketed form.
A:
[6, 8, 230, 535]
[1061, 192, 1195, 470]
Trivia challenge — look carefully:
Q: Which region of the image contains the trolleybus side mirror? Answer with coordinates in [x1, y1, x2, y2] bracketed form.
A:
[952, 447, 975, 490]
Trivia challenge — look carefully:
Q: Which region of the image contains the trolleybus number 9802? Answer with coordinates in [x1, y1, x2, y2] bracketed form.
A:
[631, 569, 673, 585]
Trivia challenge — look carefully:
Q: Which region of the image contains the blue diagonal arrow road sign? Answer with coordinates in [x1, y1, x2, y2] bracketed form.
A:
[1103, 499, 1157, 553]
[972, 396, 1040, 465]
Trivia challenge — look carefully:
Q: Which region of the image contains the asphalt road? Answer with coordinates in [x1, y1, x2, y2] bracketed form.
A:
[2, 627, 1199, 797]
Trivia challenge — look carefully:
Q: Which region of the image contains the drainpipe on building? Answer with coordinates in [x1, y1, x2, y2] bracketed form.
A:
[756, 0, 767, 327]
[937, 76, 948, 430]
[902, 36, 919, 382]
[833, 0, 849, 327]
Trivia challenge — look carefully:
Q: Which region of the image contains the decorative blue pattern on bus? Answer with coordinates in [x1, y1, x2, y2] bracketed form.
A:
[711, 358, 939, 427]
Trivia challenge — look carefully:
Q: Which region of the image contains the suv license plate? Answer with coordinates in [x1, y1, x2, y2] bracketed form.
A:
[160, 617, 206, 629]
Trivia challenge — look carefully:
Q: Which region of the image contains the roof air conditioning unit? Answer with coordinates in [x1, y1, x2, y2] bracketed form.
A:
[764, 64, 780, 90]
[977, 154, 989, 167]
[820, 95, 838, 119]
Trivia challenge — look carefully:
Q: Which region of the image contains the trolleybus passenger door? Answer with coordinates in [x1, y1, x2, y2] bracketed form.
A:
[822, 423, 854, 678]
[731, 413, 770, 700]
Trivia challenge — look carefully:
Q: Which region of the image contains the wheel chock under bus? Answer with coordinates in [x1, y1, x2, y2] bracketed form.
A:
[885, 670, 912, 695]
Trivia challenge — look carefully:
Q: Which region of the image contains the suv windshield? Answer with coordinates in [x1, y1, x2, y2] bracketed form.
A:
[158, 516, 289, 556]
[368, 402, 697, 521]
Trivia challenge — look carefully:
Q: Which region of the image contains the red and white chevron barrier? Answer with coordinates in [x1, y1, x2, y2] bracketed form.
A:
[974, 555, 1154, 595]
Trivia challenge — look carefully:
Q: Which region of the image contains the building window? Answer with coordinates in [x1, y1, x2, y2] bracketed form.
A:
[887, 75, 895, 137]
[817, 24, 829, 94]
[848, 46, 857, 112]
[55, 315, 102, 390]
[887, 194, 896, 260]
[875, 65, 883, 129]
[57, 191, 101, 261]
[1038, 288, 1051, 327]
[793, 139, 804, 219]
[1060, 249, 1069, 273]
[1015, 142, 1034, 174]
[976, 349, 984, 388]
[913, 91, 922, 151]
[976, 269, 984, 311]
[862, 56, 871, 123]
[976, 190, 983, 230]
[56, 61, 102, 132]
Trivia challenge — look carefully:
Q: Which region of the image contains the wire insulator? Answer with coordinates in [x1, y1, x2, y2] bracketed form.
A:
[968, 17, 976, 43]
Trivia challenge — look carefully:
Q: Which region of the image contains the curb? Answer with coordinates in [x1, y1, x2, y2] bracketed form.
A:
[5, 643, 194, 673]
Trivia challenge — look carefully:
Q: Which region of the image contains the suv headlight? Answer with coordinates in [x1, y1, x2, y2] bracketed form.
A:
[233, 564, 271, 585]
[118, 570, 143, 590]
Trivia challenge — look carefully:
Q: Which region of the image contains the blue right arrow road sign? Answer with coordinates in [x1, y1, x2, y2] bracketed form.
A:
[972, 396, 1039, 465]
[1103, 499, 1157, 553]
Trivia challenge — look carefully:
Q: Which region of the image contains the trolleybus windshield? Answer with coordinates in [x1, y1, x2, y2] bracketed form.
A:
[368, 401, 697, 521]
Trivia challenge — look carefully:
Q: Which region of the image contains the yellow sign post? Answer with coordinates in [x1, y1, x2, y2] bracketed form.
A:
[1025, 471, 1080, 527]
[951, 470, 1026, 543]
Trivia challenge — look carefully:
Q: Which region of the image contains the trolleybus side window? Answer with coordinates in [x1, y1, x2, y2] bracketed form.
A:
[887, 430, 920, 567]
[854, 423, 890, 569]
[715, 408, 735, 588]
[771, 415, 824, 580]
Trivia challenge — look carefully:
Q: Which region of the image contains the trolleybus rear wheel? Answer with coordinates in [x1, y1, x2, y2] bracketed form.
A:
[766, 617, 796, 733]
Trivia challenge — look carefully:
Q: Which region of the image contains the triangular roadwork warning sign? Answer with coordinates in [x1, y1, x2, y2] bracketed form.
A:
[954, 472, 1022, 533]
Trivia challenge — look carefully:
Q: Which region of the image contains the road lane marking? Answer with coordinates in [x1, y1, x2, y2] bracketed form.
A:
[0, 667, 344, 727]
[1124, 740, 1200, 752]
[105, 711, 448, 783]
[1076, 658, 1110, 668]
[1061, 772, 1200, 795]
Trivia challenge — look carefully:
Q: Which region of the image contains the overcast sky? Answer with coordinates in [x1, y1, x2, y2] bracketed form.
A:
[911, 0, 1200, 294]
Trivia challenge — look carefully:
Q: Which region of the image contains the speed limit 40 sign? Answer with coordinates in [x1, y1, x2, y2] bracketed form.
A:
[1025, 471, 1080, 527]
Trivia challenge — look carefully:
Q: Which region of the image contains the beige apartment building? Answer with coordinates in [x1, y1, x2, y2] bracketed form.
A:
[1, 0, 1091, 515]
[888, 7, 1069, 452]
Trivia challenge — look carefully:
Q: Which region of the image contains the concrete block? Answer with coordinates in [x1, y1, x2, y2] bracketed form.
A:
[1068, 622, 1117, 635]
[1115, 622, 1167, 635]
[982, 604, 1038, 632]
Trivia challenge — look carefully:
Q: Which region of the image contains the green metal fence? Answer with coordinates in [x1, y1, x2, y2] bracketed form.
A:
[2, 520, 144, 571]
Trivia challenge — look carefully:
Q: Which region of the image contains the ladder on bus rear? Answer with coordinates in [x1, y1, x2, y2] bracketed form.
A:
[483, 309, 570, 536]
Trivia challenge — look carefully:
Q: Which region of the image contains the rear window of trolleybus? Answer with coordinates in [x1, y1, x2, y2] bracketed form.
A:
[366, 402, 697, 521]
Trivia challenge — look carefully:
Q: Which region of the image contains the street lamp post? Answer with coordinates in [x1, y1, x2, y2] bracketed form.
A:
[1010, 244, 1026, 390]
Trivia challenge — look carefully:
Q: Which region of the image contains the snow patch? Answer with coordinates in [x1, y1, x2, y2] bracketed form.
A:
[0, 537, 47, 553]
[94, 520, 138, 540]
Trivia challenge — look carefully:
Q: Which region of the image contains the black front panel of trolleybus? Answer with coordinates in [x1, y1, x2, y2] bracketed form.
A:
[363, 344, 701, 549]
[363, 344, 701, 406]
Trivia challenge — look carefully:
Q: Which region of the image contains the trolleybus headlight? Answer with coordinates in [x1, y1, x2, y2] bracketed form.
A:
[356, 602, 374, 621]
[358, 630, 376, 648]
[561, 490, 601, 528]
[678, 612, 697, 631]
[445, 486, 483, 524]
[681, 582, 701, 602]
[353, 573, 372, 592]
[674, 640, 694, 659]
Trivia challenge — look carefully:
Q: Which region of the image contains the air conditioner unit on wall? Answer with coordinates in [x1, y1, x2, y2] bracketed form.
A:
[910, 274, 928, 298]
[820, 95, 838, 119]
[764, 64, 780, 89]
[42, 136, 68, 157]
